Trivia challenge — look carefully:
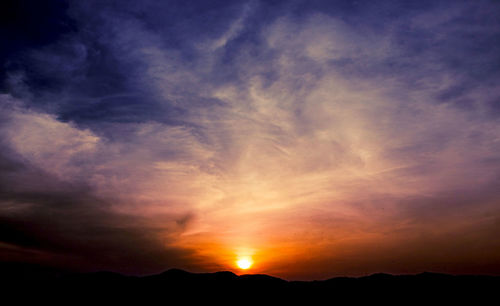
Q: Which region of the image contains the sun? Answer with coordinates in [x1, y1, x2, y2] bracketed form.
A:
[236, 257, 253, 270]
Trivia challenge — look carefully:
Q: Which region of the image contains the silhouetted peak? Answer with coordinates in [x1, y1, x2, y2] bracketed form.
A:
[83, 271, 127, 279]
[415, 272, 453, 280]
[212, 271, 238, 280]
[417, 272, 449, 277]
[324, 276, 355, 283]
[160, 268, 192, 276]
[363, 273, 393, 280]
[239, 274, 286, 283]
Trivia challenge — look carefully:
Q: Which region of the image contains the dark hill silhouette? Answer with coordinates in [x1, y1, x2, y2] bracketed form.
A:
[1, 262, 499, 304]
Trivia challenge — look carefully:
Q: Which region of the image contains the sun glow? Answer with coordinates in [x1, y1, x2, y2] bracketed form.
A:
[236, 257, 253, 270]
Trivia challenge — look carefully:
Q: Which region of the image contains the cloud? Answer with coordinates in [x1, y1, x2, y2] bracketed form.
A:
[0, 96, 203, 273]
[1, 0, 500, 278]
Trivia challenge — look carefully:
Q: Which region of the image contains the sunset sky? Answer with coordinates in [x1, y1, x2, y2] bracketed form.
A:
[1, 0, 500, 280]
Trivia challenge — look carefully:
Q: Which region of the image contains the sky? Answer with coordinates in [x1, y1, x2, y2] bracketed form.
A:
[1, 0, 500, 280]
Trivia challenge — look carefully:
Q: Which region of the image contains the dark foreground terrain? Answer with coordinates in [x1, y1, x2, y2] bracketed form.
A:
[2, 262, 499, 304]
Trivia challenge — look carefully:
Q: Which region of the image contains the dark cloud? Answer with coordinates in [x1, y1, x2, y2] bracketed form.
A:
[0, 135, 198, 274]
[0, 0, 75, 92]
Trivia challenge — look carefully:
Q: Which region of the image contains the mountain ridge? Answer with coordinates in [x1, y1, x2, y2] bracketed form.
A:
[2, 262, 500, 282]
[1, 262, 499, 303]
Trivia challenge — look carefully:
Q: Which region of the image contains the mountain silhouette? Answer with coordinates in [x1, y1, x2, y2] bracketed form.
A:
[1, 262, 498, 304]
